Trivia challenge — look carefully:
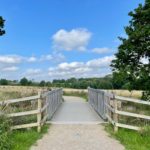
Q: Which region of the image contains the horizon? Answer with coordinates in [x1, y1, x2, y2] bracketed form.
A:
[0, 0, 144, 81]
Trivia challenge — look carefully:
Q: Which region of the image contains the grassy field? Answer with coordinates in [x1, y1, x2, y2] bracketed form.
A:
[105, 124, 150, 150]
[0, 86, 143, 101]
[11, 125, 49, 150]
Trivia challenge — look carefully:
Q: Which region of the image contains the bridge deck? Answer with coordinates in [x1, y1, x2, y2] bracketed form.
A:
[50, 96, 104, 124]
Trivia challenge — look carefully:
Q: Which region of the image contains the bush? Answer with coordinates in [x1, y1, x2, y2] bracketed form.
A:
[0, 115, 12, 150]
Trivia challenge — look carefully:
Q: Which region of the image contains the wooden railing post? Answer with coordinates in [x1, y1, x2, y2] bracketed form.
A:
[37, 91, 42, 132]
[113, 96, 118, 132]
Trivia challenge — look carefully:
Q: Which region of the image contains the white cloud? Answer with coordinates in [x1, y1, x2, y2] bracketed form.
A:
[2, 66, 19, 72]
[27, 56, 37, 62]
[92, 47, 111, 54]
[0, 55, 22, 64]
[26, 69, 42, 76]
[52, 28, 92, 51]
[48, 55, 114, 79]
[40, 53, 65, 63]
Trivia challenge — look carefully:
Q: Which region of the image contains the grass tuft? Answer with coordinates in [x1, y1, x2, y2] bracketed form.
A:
[11, 125, 49, 150]
[105, 124, 150, 150]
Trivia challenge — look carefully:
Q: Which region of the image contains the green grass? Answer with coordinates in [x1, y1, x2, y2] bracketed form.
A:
[105, 124, 150, 150]
[10, 125, 49, 150]
[63, 91, 88, 101]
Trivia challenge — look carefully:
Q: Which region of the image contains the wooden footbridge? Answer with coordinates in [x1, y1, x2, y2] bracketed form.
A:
[1, 88, 150, 132]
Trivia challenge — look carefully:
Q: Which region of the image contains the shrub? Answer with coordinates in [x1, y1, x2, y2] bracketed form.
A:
[0, 114, 12, 150]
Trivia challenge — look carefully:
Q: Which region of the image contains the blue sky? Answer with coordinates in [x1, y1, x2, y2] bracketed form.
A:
[0, 0, 144, 81]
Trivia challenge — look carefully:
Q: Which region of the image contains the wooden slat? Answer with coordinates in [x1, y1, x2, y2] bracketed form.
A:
[105, 103, 115, 112]
[11, 122, 38, 130]
[116, 110, 150, 120]
[116, 123, 140, 131]
[8, 110, 39, 117]
[41, 115, 48, 126]
[41, 103, 49, 113]
[106, 114, 115, 125]
[115, 96, 150, 105]
[0, 95, 39, 105]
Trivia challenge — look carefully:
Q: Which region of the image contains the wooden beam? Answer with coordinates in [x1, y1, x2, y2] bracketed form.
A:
[8, 110, 39, 117]
[11, 122, 38, 130]
[115, 96, 150, 105]
[116, 110, 150, 120]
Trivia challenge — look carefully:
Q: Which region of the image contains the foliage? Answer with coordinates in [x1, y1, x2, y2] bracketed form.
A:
[0, 115, 12, 150]
[11, 125, 49, 150]
[0, 16, 5, 36]
[111, 0, 150, 100]
[105, 124, 150, 150]
[20, 77, 33, 86]
[63, 91, 88, 101]
[0, 79, 8, 85]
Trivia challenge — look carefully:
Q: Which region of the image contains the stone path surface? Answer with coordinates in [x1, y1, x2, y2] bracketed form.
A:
[31, 96, 124, 150]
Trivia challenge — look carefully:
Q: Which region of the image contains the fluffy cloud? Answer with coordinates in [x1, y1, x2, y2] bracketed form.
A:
[52, 28, 92, 51]
[92, 47, 111, 54]
[0, 55, 22, 64]
[27, 56, 37, 62]
[2, 66, 19, 72]
[40, 53, 65, 63]
[48, 55, 114, 79]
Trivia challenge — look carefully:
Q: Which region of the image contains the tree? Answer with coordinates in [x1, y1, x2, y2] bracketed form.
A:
[0, 16, 5, 36]
[20, 77, 29, 86]
[39, 80, 46, 87]
[111, 0, 150, 100]
[0, 79, 8, 85]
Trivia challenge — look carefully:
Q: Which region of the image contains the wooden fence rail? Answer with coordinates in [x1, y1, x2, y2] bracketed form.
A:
[88, 88, 150, 132]
[0, 88, 63, 132]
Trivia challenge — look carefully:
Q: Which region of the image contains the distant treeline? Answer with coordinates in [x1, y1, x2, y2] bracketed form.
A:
[0, 74, 135, 90]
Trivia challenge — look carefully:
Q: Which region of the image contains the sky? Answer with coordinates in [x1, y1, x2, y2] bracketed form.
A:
[0, 0, 144, 81]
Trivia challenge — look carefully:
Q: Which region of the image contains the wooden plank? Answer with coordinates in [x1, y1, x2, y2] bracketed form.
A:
[11, 122, 38, 130]
[37, 93, 42, 132]
[41, 115, 48, 126]
[116, 110, 150, 120]
[116, 123, 140, 131]
[41, 103, 49, 113]
[105, 103, 115, 112]
[115, 96, 150, 105]
[106, 114, 115, 125]
[8, 110, 39, 117]
[0, 95, 39, 105]
[113, 98, 118, 132]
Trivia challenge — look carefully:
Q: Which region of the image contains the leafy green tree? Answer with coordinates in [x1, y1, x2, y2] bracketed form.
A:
[111, 0, 150, 100]
[20, 77, 29, 86]
[0, 16, 5, 36]
[0, 79, 8, 85]
[39, 80, 46, 87]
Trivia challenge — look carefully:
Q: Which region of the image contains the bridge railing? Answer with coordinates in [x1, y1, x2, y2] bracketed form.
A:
[0, 88, 63, 132]
[88, 87, 150, 132]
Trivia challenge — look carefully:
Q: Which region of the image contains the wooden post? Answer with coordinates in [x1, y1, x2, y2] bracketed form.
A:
[37, 91, 42, 132]
[113, 97, 118, 132]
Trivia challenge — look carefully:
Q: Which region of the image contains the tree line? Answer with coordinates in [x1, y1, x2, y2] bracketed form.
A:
[0, 74, 139, 90]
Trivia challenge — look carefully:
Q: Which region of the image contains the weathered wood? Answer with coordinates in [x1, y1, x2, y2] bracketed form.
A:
[113, 98, 118, 132]
[11, 122, 38, 130]
[116, 110, 150, 120]
[37, 92, 42, 132]
[0, 95, 39, 105]
[116, 123, 140, 131]
[115, 95, 150, 105]
[8, 110, 39, 117]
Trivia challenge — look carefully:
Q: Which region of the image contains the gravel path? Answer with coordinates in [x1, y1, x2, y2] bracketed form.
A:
[31, 96, 124, 150]
[31, 124, 124, 150]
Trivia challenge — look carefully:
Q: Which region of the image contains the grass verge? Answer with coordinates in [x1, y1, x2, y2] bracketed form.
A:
[63, 91, 88, 101]
[105, 124, 150, 150]
[10, 125, 49, 150]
